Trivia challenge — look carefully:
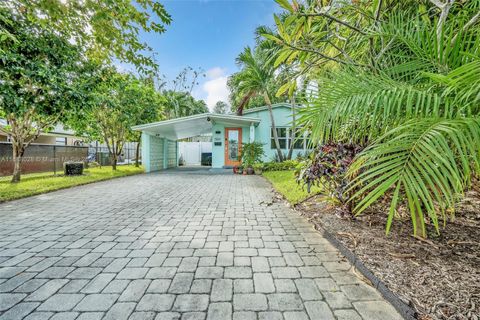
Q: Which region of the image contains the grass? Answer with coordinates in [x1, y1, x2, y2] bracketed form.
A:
[262, 170, 321, 205]
[0, 165, 144, 202]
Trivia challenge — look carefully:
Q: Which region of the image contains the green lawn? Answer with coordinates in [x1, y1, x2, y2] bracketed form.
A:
[0, 165, 144, 202]
[262, 170, 321, 205]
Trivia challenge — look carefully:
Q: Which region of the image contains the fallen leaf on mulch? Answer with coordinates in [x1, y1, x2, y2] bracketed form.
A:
[296, 191, 480, 320]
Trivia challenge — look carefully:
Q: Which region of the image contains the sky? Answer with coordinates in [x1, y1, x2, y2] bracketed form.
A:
[140, 0, 279, 110]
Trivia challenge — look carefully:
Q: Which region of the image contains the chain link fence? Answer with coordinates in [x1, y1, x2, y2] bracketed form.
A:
[0, 142, 88, 176]
[87, 142, 140, 166]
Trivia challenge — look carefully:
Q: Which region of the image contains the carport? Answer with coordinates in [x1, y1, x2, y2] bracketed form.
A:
[132, 113, 260, 172]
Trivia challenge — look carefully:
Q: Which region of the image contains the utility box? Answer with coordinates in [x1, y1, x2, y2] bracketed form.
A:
[64, 162, 84, 176]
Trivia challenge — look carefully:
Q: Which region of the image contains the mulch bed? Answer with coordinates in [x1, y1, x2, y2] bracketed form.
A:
[294, 190, 480, 320]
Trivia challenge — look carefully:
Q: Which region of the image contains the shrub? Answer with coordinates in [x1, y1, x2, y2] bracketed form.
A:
[296, 143, 361, 215]
[241, 142, 265, 167]
[263, 160, 299, 172]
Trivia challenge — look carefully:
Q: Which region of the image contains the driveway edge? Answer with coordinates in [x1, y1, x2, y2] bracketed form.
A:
[313, 223, 417, 320]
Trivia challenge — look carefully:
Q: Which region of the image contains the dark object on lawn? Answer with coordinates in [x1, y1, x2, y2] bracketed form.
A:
[64, 162, 84, 175]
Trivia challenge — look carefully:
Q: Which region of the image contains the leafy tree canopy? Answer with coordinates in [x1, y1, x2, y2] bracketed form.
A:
[268, 0, 480, 236]
[68, 66, 165, 169]
[213, 101, 229, 114]
[0, 8, 88, 182]
[3, 0, 171, 74]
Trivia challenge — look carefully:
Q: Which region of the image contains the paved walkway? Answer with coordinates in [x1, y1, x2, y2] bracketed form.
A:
[0, 172, 402, 320]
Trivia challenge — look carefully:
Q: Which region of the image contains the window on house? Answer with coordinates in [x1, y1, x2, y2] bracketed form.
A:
[55, 137, 67, 145]
[271, 127, 312, 150]
[289, 128, 305, 149]
[270, 127, 288, 149]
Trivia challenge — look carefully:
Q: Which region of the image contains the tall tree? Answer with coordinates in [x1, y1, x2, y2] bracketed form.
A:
[0, 9, 85, 182]
[0, 0, 171, 182]
[230, 47, 285, 161]
[5, 0, 171, 74]
[70, 68, 164, 170]
[160, 67, 208, 119]
[126, 78, 165, 167]
[213, 101, 229, 114]
[271, 0, 480, 236]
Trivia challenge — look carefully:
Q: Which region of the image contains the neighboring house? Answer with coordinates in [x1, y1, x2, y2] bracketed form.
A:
[0, 120, 84, 146]
[133, 103, 309, 172]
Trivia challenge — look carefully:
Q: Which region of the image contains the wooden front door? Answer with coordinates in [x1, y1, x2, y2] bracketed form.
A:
[225, 128, 242, 166]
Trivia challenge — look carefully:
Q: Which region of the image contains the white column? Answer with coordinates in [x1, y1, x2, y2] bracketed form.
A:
[250, 123, 255, 142]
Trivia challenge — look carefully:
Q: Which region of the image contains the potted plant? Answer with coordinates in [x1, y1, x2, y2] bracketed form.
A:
[253, 163, 264, 175]
[237, 166, 244, 174]
[241, 142, 265, 175]
[233, 165, 239, 174]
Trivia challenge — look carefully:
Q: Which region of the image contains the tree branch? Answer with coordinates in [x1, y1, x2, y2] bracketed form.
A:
[282, 41, 354, 66]
[429, 0, 455, 54]
[301, 12, 366, 35]
[451, 10, 480, 45]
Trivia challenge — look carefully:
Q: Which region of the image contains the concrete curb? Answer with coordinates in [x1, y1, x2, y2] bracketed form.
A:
[318, 226, 418, 320]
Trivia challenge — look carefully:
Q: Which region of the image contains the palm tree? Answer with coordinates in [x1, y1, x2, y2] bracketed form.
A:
[291, 1, 480, 236]
[232, 46, 285, 161]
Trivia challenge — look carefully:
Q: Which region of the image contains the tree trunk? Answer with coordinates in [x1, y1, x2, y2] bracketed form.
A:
[11, 144, 24, 183]
[236, 92, 254, 116]
[111, 154, 117, 170]
[135, 138, 141, 167]
[264, 93, 284, 162]
[287, 96, 296, 160]
[110, 141, 117, 171]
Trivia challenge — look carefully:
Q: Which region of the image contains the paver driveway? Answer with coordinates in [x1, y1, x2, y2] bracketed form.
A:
[0, 171, 402, 320]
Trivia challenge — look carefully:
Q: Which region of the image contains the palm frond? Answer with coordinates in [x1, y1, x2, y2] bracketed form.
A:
[348, 117, 480, 236]
[298, 69, 447, 144]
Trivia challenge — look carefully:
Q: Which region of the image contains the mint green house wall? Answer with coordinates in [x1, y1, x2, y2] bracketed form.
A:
[210, 105, 303, 168]
[141, 132, 177, 172]
[138, 104, 303, 171]
[244, 105, 299, 162]
[211, 122, 250, 168]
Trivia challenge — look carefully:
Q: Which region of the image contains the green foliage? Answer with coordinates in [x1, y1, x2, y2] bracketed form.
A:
[269, 0, 480, 235]
[4, 0, 171, 73]
[163, 91, 208, 119]
[241, 142, 265, 167]
[0, 8, 88, 182]
[160, 66, 208, 119]
[229, 46, 286, 161]
[252, 163, 264, 171]
[68, 67, 164, 169]
[228, 46, 288, 113]
[263, 160, 299, 172]
[213, 101, 229, 114]
[0, 8, 84, 124]
[263, 170, 321, 205]
[0, 166, 144, 202]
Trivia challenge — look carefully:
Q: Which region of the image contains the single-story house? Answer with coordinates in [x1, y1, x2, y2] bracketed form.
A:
[132, 103, 309, 172]
[0, 120, 83, 146]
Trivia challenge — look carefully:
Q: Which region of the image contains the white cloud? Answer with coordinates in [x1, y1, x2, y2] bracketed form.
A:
[206, 67, 226, 79]
[201, 67, 230, 110]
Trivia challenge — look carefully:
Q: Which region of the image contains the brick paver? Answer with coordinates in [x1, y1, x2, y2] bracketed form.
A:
[0, 171, 402, 319]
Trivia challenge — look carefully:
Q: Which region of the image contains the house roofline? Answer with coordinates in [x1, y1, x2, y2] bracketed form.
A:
[132, 113, 261, 131]
[241, 103, 295, 114]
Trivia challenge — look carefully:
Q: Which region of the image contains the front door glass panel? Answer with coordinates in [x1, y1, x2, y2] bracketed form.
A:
[228, 130, 239, 161]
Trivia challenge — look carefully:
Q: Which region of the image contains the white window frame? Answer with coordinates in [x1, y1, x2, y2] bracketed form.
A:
[270, 127, 310, 151]
[270, 127, 288, 150]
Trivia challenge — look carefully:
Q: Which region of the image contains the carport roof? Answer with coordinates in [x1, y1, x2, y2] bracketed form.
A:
[132, 113, 261, 140]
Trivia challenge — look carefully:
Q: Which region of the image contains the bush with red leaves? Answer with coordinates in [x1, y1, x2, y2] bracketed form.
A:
[296, 143, 362, 215]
